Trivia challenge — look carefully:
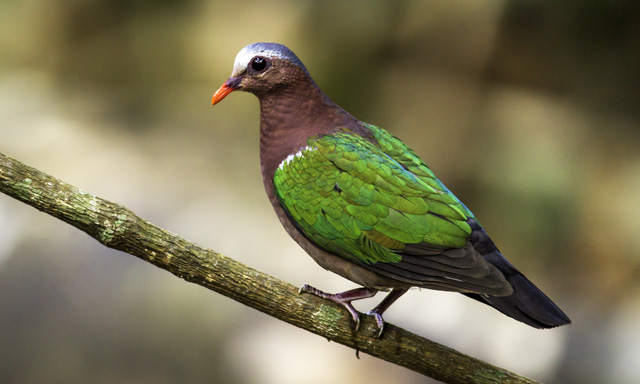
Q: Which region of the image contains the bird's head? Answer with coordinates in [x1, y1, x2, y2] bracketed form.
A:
[212, 42, 310, 105]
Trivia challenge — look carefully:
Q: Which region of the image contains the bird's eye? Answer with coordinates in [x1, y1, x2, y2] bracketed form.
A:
[250, 56, 268, 72]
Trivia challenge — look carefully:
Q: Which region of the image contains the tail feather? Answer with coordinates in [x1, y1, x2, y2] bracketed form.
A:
[467, 219, 571, 328]
[463, 271, 571, 328]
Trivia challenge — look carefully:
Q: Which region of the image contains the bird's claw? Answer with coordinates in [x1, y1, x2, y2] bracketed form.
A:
[350, 311, 386, 338]
[366, 310, 386, 338]
[298, 284, 379, 334]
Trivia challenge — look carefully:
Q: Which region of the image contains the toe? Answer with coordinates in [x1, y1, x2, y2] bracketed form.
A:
[366, 311, 386, 338]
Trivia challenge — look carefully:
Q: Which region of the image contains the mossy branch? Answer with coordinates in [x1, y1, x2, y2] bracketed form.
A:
[0, 151, 539, 384]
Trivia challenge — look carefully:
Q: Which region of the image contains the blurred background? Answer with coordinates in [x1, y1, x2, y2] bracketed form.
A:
[1, 1, 639, 383]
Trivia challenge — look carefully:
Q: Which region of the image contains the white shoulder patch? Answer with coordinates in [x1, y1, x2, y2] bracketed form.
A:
[277, 146, 312, 171]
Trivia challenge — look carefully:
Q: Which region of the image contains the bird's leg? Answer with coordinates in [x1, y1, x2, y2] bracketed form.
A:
[298, 284, 378, 331]
[366, 288, 408, 338]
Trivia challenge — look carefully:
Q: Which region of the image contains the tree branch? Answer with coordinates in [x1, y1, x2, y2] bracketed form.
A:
[0, 151, 539, 384]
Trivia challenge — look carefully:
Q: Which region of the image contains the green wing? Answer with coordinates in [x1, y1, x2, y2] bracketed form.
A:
[273, 125, 508, 291]
[274, 124, 472, 251]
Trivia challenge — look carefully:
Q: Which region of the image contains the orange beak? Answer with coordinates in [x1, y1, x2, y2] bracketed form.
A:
[211, 77, 241, 105]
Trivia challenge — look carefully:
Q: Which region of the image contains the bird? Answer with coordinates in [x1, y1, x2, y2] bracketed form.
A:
[211, 42, 570, 337]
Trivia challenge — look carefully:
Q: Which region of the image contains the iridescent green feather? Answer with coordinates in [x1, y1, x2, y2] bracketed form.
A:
[272, 124, 475, 266]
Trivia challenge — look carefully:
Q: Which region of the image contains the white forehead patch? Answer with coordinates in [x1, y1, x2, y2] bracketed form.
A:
[230, 42, 307, 77]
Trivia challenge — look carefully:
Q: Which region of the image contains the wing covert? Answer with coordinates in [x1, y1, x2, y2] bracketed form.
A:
[272, 128, 507, 293]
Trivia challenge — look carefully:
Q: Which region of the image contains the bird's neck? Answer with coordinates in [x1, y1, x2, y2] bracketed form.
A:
[258, 81, 358, 180]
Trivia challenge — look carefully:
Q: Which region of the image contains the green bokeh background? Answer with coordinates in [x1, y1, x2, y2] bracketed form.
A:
[1, 1, 639, 383]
